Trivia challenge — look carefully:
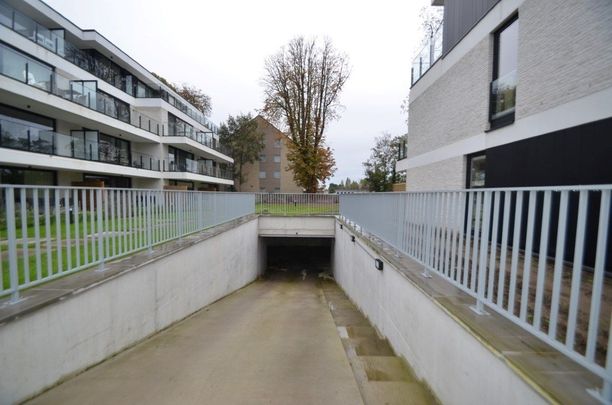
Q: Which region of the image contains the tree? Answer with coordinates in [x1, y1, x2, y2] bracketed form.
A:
[177, 84, 212, 117]
[218, 114, 264, 191]
[262, 36, 350, 193]
[151, 73, 212, 116]
[363, 133, 403, 192]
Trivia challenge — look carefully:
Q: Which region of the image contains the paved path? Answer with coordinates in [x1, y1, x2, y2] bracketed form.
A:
[28, 271, 363, 405]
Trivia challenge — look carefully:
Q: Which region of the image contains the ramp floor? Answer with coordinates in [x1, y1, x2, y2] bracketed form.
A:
[28, 268, 435, 404]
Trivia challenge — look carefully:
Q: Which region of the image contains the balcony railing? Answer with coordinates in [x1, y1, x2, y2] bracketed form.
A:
[411, 21, 443, 85]
[0, 185, 255, 301]
[162, 157, 233, 180]
[340, 185, 612, 394]
[0, 41, 166, 136]
[0, 117, 158, 171]
[165, 130, 231, 157]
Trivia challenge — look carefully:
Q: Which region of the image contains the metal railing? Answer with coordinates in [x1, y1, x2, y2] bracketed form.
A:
[161, 158, 234, 180]
[340, 185, 612, 395]
[411, 21, 443, 85]
[0, 185, 254, 302]
[256, 193, 339, 216]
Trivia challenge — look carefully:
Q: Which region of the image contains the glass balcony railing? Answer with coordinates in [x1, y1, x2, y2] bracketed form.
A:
[0, 117, 159, 170]
[166, 129, 231, 156]
[0, 42, 165, 136]
[0, 0, 196, 136]
[411, 21, 443, 85]
[162, 157, 233, 180]
[490, 70, 517, 123]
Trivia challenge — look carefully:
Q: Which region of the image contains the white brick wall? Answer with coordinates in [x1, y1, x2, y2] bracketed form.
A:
[405, 156, 465, 191]
[407, 37, 491, 160]
[516, 0, 612, 119]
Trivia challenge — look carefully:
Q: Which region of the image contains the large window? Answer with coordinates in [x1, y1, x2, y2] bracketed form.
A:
[0, 166, 55, 185]
[0, 104, 55, 154]
[490, 16, 518, 128]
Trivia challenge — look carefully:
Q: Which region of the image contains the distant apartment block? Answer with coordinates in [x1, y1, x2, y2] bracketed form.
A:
[397, 0, 612, 190]
[239, 116, 302, 193]
[0, 0, 234, 190]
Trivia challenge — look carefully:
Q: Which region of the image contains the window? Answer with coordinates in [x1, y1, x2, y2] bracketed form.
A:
[273, 155, 281, 163]
[273, 139, 281, 148]
[259, 153, 266, 162]
[468, 154, 486, 188]
[490, 16, 518, 128]
[259, 171, 266, 179]
[273, 171, 280, 179]
[0, 166, 55, 185]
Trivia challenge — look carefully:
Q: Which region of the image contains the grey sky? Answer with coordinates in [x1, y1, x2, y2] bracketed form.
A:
[45, 0, 432, 184]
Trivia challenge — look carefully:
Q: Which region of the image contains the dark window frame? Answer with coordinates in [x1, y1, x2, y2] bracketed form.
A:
[466, 152, 487, 189]
[489, 14, 518, 130]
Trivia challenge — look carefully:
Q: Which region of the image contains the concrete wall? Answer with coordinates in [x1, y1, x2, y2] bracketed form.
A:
[333, 221, 546, 405]
[258, 216, 335, 238]
[0, 218, 260, 404]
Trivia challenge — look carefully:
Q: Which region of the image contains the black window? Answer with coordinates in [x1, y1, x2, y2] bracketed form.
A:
[0, 166, 56, 185]
[467, 153, 486, 188]
[490, 15, 518, 129]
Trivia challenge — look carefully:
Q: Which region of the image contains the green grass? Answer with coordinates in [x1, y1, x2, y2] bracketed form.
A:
[256, 203, 339, 216]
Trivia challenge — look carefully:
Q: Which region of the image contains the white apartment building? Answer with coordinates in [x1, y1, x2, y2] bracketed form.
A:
[398, 0, 612, 190]
[0, 0, 234, 190]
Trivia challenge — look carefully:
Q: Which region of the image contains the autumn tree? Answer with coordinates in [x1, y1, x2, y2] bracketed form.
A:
[218, 114, 264, 191]
[151, 73, 212, 116]
[363, 133, 403, 192]
[262, 36, 350, 193]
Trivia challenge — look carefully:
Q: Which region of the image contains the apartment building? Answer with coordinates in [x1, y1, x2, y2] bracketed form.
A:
[240, 116, 302, 193]
[397, 0, 612, 190]
[0, 0, 233, 191]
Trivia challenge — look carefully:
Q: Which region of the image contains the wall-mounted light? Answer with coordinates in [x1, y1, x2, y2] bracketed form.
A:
[375, 259, 384, 271]
[351, 235, 355, 242]
[340, 224, 343, 229]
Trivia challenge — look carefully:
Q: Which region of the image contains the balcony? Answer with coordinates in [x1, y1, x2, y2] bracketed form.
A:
[411, 21, 443, 85]
[0, 41, 164, 136]
[165, 130, 231, 157]
[162, 156, 233, 181]
[0, 117, 158, 171]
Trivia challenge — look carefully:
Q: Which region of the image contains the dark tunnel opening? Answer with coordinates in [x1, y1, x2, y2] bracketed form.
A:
[262, 237, 334, 281]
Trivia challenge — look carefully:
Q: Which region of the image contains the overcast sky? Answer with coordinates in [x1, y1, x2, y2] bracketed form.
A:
[45, 0, 432, 184]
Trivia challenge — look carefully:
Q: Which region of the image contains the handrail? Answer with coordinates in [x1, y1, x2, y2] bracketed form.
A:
[340, 185, 612, 393]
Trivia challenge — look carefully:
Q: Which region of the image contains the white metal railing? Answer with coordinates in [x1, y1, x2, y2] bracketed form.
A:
[340, 185, 612, 396]
[0, 185, 254, 302]
[256, 193, 339, 216]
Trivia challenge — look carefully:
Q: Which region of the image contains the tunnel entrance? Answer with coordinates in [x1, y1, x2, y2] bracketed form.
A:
[261, 237, 333, 281]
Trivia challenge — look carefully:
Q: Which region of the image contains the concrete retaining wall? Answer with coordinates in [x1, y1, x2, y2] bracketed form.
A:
[0, 217, 260, 404]
[333, 220, 546, 405]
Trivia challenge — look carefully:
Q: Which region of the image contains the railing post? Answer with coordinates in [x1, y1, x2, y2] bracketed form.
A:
[96, 188, 105, 272]
[6, 188, 21, 303]
[147, 191, 153, 253]
[471, 191, 491, 315]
